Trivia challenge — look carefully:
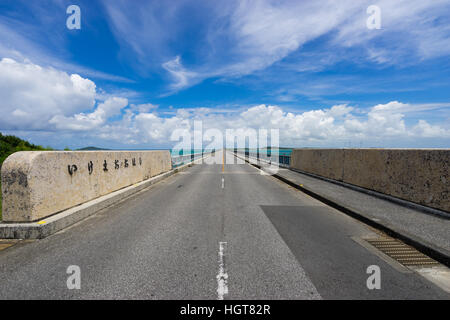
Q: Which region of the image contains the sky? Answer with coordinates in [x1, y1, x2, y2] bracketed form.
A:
[0, 0, 449, 149]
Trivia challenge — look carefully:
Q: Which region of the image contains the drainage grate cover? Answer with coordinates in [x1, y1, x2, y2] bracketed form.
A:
[366, 237, 439, 267]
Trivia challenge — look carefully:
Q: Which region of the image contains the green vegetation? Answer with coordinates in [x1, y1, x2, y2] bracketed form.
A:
[0, 133, 53, 220]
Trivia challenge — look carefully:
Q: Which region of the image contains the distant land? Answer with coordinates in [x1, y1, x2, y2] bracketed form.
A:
[77, 146, 110, 151]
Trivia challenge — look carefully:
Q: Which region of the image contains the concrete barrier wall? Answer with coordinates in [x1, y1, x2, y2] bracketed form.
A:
[290, 149, 344, 181]
[1, 151, 172, 222]
[290, 149, 449, 212]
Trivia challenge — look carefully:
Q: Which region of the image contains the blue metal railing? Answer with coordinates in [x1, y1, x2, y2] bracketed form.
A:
[171, 149, 291, 168]
[233, 149, 291, 168]
[171, 150, 217, 168]
[171, 152, 205, 168]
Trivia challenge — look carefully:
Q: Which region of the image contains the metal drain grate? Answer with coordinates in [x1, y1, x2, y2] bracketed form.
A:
[366, 237, 439, 267]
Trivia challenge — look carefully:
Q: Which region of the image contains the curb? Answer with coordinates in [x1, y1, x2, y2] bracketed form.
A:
[289, 167, 450, 220]
[0, 156, 207, 239]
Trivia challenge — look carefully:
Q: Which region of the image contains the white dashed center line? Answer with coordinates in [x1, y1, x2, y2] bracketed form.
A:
[217, 241, 228, 300]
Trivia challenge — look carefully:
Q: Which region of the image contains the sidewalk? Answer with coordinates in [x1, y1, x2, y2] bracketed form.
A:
[246, 156, 450, 265]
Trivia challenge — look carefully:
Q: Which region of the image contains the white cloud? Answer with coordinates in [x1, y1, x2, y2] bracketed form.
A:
[130, 103, 158, 113]
[222, 1, 359, 75]
[1, 58, 448, 148]
[412, 120, 449, 138]
[162, 56, 199, 91]
[49, 97, 129, 131]
[0, 58, 131, 134]
[94, 102, 450, 147]
[0, 58, 96, 130]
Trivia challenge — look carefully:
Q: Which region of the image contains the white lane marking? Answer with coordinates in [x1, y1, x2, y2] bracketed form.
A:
[221, 177, 225, 189]
[217, 241, 228, 300]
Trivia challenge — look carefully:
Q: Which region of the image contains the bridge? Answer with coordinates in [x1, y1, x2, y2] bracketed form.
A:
[0, 149, 449, 299]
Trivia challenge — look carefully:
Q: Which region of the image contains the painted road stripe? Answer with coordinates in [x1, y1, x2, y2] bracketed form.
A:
[217, 241, 228, 300]
[222, 151, 225, 172]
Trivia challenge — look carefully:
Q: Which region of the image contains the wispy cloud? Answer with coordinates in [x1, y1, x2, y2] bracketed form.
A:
[162, 56, 199, 91]
[0, 1, 133, 83]
[102, 0, 450, 92]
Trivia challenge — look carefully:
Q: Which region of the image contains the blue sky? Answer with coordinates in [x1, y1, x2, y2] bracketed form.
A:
[0, 0, 449, 149]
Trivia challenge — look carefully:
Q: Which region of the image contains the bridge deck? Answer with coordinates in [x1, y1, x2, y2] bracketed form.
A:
[0, 152, 448, 299]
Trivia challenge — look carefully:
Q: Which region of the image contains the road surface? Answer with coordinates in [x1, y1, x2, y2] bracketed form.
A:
[0, 151, 448, 299]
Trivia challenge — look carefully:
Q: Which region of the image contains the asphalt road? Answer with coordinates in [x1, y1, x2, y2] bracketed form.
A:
[0, 151, 448, 299]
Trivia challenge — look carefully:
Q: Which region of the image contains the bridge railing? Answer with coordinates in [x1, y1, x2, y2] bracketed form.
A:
[171, 152, 207, 168]
[232, 149, 291, 168]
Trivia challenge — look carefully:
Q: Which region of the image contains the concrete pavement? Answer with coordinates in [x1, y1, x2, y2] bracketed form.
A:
[272, 167, 450, 264]
[0, 151, 448, 299]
